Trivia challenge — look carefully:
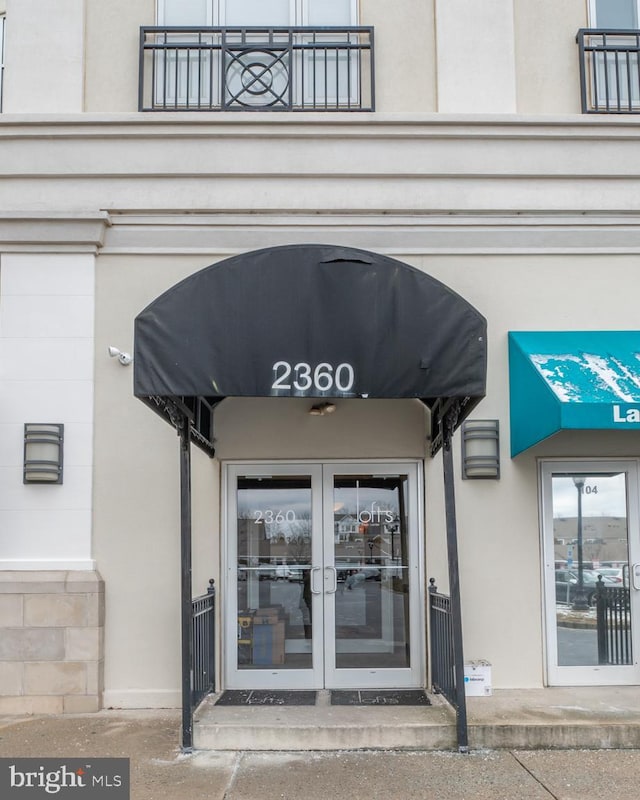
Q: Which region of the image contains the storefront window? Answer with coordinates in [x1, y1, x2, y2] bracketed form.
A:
[542, 461, 639, 685]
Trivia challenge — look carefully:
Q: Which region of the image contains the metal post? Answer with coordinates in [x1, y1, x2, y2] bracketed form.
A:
[179, 415, 194, 751]
[441, 408, 469, 753]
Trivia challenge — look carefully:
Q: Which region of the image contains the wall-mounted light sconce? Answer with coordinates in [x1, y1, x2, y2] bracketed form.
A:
[309, 402, 337, 416]
[23, 424, 64, 484]
[108, 346, 132, 366]
[461, 420, 500, 479]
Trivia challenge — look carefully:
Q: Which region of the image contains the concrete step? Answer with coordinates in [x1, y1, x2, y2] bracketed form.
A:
[193, 691, 457, 751]
[193, 686, 640, 751]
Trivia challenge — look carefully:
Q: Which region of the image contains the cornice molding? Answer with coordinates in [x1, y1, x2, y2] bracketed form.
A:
[102, 212, 640, 255]
[0, 212, 110, 252]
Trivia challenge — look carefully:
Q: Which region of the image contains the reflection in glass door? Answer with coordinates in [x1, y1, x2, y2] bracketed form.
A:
[542, 461, 640, 685]
[225, 463, 423, 690]
[324, 469, 418, 688]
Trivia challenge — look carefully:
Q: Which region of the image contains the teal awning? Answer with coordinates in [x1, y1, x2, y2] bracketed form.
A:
[509, 331, 640, 456]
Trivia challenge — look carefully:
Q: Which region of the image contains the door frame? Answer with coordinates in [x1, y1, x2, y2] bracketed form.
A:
[222, 459, 425, 691]
[540, 458, 640, 686]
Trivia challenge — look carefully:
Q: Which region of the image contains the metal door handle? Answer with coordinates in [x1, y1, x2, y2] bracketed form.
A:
[632, 564, 640, 591]
[324, 566, 337, 594]
[310, 566, 322, 595]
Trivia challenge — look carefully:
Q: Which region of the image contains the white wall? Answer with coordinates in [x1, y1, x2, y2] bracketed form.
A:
[3, 0, 85, 113]
[0, 254, 95, 569]
[435, 0, 517, 113]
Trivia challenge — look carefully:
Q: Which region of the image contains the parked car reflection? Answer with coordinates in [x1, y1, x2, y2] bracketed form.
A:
[555, 569, 617, 606]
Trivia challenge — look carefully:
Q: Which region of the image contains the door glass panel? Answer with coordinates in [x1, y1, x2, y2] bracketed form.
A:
[332, 475, 411, 669]
[552, 472, 631, 667]
[236, 476, 313, 670]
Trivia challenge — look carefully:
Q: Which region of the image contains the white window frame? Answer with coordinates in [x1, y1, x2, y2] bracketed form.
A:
[540, 459, 640, 686]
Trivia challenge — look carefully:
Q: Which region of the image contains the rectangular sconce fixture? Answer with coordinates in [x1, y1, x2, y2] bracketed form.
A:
[23, 424, 64, 484]
[462, 420, 500, 479]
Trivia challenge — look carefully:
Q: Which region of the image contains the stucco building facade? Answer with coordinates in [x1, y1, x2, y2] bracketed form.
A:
[1, 0, 640, 742]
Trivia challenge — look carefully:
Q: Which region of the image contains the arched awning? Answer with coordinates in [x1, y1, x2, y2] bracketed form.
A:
[134, 244, 487, 454]
[133, 243, 486, 751]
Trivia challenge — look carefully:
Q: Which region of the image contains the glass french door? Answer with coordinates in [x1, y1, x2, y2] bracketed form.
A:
[541, 460, 640, 685]
[225, 463, 423, 690]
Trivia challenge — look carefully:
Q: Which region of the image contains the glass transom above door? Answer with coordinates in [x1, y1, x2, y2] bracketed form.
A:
[157, 0, 357, 26]
[225, 463, 423, 690]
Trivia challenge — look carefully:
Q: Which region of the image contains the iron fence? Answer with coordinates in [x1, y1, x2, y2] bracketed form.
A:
[577, 28, 640, 113]
[191, 579, 216, 709]
[596, 577, 632, 665]
[428, 578, 457, 706]
[139, 26, 374, 111]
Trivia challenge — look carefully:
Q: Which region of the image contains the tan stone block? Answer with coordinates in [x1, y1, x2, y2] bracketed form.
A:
[0, 695, 63, 714]
[0, 628, 65, 661]
[86, 660, 104, 696]
[24, 662, 87, 695]
[86, 593, 105, 627]
[0, 572, 67, 594]
[63, 695, 101, 713]
[65, 571, 105, 594]
[0, 594, 23, 626]
[65, 627, 103, 661]
[0, 662, 23, 695]
[24, 594, 87, 627]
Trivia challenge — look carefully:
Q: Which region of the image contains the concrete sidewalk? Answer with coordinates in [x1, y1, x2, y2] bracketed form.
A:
[1, 709, 640, 800]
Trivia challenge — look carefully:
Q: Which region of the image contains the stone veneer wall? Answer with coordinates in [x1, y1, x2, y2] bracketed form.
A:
[0, 571, 104, 713]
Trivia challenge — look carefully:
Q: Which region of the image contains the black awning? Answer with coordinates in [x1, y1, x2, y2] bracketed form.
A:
[134, 244, 487, 451]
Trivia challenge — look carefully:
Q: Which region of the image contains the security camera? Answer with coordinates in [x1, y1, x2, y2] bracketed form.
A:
[108, 346, 132, 366]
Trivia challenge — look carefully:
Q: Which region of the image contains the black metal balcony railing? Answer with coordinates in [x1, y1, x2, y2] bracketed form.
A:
[577, 28, 640, 113]
[139, 26, 374, 112]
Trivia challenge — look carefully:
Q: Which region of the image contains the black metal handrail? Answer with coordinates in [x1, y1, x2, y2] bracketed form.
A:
[577, 28, 640, 113]
[596, 577, 631, 665]
[191, 579, 216, 709]
[139, 26, 374, 111]
[429, 578, 457, 706]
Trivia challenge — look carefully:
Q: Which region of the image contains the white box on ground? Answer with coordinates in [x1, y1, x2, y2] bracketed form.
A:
[464, 660, 492, 696]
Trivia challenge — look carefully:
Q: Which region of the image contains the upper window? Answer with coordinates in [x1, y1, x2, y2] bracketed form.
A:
[591, 0, 639, 27]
